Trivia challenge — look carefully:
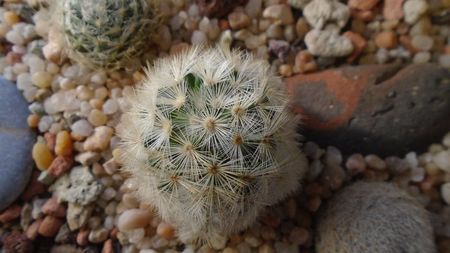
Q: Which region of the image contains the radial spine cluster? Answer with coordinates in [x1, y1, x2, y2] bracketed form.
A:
[119, 46, 307, 243]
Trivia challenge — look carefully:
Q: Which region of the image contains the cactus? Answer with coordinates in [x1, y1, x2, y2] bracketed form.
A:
[53, 0, 156, 70]
[316, 182, 436, 253]
[118, 46, 307, 243]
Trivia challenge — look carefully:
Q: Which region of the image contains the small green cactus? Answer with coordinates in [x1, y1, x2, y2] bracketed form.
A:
[118, 46, 307, 243]
[54, 0, 156, 70]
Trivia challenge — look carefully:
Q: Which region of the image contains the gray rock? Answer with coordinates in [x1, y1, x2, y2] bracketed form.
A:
[0, 77, 35, 211]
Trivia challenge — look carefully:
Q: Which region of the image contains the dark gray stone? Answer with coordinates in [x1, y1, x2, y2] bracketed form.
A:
[0, 77, 35, 211]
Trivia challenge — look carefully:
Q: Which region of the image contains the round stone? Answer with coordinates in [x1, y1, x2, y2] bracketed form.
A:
[0, 77, 35, 211]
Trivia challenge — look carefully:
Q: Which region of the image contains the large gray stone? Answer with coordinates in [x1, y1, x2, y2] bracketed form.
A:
[0, 77, 35, 211]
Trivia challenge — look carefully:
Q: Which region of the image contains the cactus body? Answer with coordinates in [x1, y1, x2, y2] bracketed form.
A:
[55, 0, 155, 70]
[119, 46, 307, 243]
[316, 182, 436, 253]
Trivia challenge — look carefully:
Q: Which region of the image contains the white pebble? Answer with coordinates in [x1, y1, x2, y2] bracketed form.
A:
[432, 150, 450, 172]
[403, 0, 428, 24]
[438, 55, 450, 68]
[413, 51, 431, 63]
[191, 30, 208, 45]
[128, 228, 146, 244]
[305, 30, 353, 57]
[16, 73, 32, 90]
[38, 115, 53, 132]
[441, 183, 450, 205]
[411, 35, 434, 51]
[71, 119, 94, 137]
[101, 187, 117, 201]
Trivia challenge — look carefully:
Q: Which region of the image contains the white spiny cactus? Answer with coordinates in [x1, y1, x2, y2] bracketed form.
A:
[118, 46, 307, 243]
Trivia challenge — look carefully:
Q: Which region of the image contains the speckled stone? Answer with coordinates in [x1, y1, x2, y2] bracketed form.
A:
[0, 77, 35, 211]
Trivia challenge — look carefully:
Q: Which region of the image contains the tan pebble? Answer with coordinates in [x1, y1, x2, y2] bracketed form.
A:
[381, 20, 399, 31]
[228, 11, 251, 30]
[112, 148, 123, 164]
[27, 114, 40, 128]
[55, 130, 73, 156]
[289, 227, 310, 245]
[365, 154, 386, 170]
[3, 11, 20, 25]
[344, 31, 367, 63]
[38, 216, 63, 237]
[278, 64, 293, 77]
[102, 239, 114, 253]
[295, 18, 310, 40]
[383, 0, 404, 20]
[26, 219, 42, 240]
[156, 222, 175, 240]
[89, 98, 104, 110]
[88, 109, 108, 127]
[346, 153, 367, 175]
[0, 204, 21, 223]
[351, 9, 376, 21]
[223, 247, 239, 253]
[76, 86, 95, 101]
[32, 142, 55, 171]
[83, 126, 114, 152]
[375, 31, 398, 49]
[262, 4, 294, 25]
[294, 50, 317, 74]
[348, 0, 380, 10]
[76, 228, 90, 246]
[32, 71, 53, 89]
[117, 209, 152, 231]
[43, 42, 62, 63]
[259, 243, 275, 253]
[41, 197, 66, 218]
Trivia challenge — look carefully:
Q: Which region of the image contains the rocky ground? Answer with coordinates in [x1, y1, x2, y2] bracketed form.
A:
[0, 0, 449, 252]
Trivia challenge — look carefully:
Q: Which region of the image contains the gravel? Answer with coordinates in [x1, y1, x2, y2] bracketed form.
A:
[0, 0, 450, 252]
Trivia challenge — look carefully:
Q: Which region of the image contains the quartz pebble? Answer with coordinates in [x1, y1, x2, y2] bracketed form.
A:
[303, 0, 350, 29]
[411, 35, 434, 51]
[441, 183, 450, 205]
[262, 4, 294, 25]
[117, 209, 152, 231]
[305, 30, 353, 57]
[83, 126, 114, 151]
[403, 0, 428, 24]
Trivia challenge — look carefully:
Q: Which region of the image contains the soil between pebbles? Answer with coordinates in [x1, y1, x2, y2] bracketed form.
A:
[0, 0, 450, 253]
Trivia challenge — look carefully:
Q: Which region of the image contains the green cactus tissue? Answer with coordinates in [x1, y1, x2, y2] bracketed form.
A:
[118, 46, 308, 243]
[53, 0, 156, 70]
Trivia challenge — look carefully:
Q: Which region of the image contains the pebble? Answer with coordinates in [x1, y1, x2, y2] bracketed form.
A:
[228, 11, 251, 30]
[191, 30, 208, 45]
[262, 4, 294, 25]
[441, 183, 450, 205]
[403, 0, 428, 24]
[38, 215, 63, 237]
[88, 109, 108, 127]
[55, 131, 72, 156]
[413, 51, 431, 63]
[305, 30, 354, 57]
[156, 222, 175, 240]
[41, 197, 66, 218]
[365, 154, 386, 170]
[383, 0, 404, 20]
[67, 203, 92, 231]
[89, 228, 109, 243]
[303, 0, 350, 29]
[345, 154, 366, 175]
[259, 244, 275, 253]
[117, 209, 152, 231]
[411, 35, 434, 51]
[32, 142, 54, 171]
[103, 99, 119, 115]
[432, 150, 450, 172]
[0, 204, 22, 223]
[324, 146, 343, 166]
[102, 239, 114, 253]
[289, 227, 309, 245]
[32, 71, 52, 89]
[439, 55, 450, 68]
[348, 0, 380, 10]
[42, 42, 62, 63]
[83, 126, 113, 151]
[375, 31, 398, 49]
